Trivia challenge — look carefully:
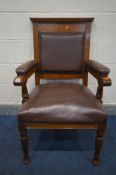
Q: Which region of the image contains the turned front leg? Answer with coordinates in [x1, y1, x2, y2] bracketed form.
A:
[18, 124, 30, 165]
[92, 125, 106, 166]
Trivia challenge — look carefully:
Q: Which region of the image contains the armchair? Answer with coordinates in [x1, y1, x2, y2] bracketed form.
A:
[14, 18, 112, 165]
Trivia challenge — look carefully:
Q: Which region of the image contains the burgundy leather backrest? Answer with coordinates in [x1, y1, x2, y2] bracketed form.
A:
[30, 18, 94, 79]
[39, 32, 84, 73]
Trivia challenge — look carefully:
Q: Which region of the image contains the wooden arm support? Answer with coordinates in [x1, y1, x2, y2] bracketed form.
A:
[86, 60, 112, 103]
[14, 76, 29, 103]
[96, 76, 112, 103]
[13, 60, 39, 103]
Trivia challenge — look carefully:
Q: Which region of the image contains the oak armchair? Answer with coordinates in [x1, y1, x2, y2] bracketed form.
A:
[14, 18, 111, 165]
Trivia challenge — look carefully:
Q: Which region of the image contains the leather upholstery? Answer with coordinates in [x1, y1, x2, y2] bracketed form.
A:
[19, 83, 106, 124]
[16, 60, 39, 75]
[86, 60, 110, 77]
[39, 33, 84, 72]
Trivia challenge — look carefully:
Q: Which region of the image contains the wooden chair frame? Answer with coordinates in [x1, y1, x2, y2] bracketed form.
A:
[14, 18, 112, 165]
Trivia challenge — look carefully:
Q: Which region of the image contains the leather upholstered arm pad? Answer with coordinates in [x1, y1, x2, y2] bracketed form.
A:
[14, 60, 39, 102]
[16, 60, 39, 76]
[86, 60, 112, 102]
[86, 59, 112, 87]
[14, 60, 39, 86]
[86, 60, 110, 77]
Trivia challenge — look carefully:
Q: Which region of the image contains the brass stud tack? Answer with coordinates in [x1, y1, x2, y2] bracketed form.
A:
[65, 25, 70, 30]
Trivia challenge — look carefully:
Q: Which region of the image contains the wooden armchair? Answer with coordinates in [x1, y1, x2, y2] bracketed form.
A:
[13, 18, 112, 165]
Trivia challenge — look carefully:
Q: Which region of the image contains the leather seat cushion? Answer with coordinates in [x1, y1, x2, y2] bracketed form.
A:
[19, 83, 106, 124]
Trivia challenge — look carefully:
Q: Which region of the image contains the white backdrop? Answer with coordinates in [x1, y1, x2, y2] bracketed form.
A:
[0, 0, 116, 104]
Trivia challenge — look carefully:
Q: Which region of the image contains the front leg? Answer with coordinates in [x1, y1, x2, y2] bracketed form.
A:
[18, 123, 30, 164]
[92, 125, 106, 166]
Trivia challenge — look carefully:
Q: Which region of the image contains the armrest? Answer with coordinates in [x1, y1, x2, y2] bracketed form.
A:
[16, 60, 39, 76]
[86, 60, 110, 77]
[13, 60, 39, 103]
[14, 60, 39, 86]
[86, 60, 112, 102]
